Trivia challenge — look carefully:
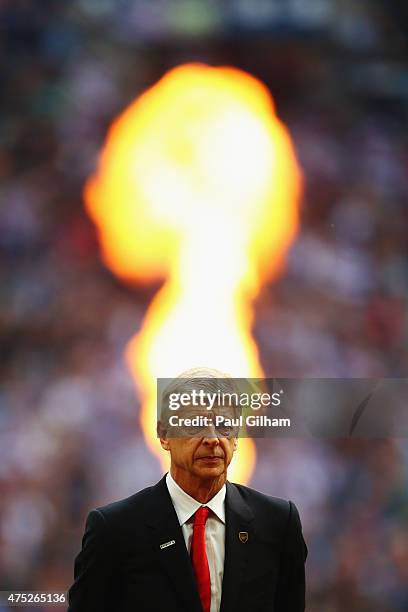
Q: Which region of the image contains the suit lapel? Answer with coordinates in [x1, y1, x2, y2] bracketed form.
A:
[146, 476, 202, 612]
[220, 482, 254, 612]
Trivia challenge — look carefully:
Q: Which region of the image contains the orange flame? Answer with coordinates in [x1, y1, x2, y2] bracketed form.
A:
[84, 63, 301, 483]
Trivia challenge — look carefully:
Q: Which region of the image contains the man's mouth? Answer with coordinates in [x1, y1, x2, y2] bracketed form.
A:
[197, 455, 223, 461]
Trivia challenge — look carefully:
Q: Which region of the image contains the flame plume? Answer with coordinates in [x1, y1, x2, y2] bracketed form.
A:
[84, 64, 301, 483]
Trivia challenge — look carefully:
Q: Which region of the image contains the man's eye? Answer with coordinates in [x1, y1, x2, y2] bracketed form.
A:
[183, 426, 203, 436]
[216, 427, 235, 438]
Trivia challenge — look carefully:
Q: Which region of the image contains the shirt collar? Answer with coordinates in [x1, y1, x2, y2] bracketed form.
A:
[166, 472, 226, 526]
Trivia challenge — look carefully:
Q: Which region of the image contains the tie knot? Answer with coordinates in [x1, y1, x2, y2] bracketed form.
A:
[194, 506, 210, 526]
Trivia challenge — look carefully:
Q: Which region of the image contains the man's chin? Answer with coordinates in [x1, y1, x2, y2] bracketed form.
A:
[194, 463, 225, 479]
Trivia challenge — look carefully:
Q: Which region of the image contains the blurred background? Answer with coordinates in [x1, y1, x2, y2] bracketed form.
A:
[1, 1, 408, 610]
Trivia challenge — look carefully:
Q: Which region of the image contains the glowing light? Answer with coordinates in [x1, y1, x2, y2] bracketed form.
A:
[84, 63, 302, 483]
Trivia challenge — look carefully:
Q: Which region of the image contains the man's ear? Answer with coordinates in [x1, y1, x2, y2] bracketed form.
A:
[160, 437, 170, 451]
[157, 421, 170, 450]
[233, 438, 238, 452]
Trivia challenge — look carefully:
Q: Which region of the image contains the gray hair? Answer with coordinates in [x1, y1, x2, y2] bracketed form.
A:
[158, 367, 241, 435]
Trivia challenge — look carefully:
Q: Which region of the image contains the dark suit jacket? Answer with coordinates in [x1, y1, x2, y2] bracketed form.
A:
[67, 475, 307, 612]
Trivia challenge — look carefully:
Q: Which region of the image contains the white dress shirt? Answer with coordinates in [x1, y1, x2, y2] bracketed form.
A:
[166, 472, 226, 612]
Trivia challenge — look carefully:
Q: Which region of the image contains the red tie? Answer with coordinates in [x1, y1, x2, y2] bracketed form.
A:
[191, 506, 211, 612]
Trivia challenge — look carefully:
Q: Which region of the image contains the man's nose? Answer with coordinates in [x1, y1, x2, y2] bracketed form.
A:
[202, 429, 220, 444]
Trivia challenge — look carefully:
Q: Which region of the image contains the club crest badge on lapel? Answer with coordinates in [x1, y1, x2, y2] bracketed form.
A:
[239, 531, 248, 543]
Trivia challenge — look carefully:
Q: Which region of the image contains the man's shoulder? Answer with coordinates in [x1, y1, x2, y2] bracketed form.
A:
[228, 481, 295, 528]
[229, 481, 290, 510]
[93, 483, 157, 526]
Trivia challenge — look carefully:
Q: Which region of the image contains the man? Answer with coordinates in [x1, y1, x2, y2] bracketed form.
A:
[68, 370, 307, 611]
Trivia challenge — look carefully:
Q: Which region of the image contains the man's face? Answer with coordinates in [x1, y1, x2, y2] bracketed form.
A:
[159, 405, 238, 482]
[162, 435, 237, 481]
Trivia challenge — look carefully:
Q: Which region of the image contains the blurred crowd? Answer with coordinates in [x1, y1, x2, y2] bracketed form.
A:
[0, 1, 407, 611]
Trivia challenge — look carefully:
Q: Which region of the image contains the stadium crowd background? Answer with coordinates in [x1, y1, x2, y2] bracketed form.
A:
[1, 1, 407, 610]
